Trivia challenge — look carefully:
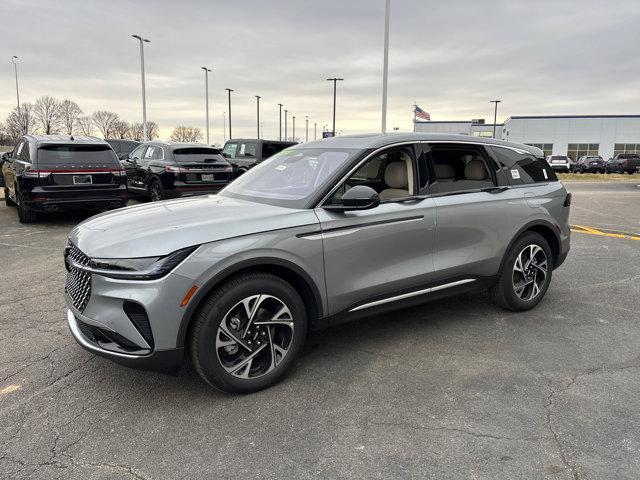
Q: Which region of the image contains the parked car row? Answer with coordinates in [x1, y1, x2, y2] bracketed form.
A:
[545, 153, 640, 174]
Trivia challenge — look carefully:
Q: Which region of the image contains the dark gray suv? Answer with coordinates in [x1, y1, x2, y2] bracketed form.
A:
[64, 133, 571, 393]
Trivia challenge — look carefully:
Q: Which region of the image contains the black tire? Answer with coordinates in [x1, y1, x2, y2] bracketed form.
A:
[627, 170, 635, 175]
[189, 272, 307, 393]
[148, 178, 164, 202]
[234, 168, 247, 179]
[17, 196, 37, 223]
[490, 232, 553, 312]
[4, 186, 16, 207]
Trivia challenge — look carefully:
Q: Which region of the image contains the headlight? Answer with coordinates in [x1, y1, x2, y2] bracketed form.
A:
[87, 246, 198, 280]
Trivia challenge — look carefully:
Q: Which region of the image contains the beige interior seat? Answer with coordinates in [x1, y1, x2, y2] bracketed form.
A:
[380, 153, 414, 200]
[435, 163, 455, 182]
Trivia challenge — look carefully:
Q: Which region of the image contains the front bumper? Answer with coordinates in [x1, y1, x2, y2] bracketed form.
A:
[67, 309, 184, 372]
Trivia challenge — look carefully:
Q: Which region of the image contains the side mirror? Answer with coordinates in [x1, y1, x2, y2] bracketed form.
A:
[118, 153, 128, 160]
[323, 185, 380, 212]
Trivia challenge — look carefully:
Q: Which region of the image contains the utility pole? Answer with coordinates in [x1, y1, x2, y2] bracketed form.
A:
[201, 67, 211, 144]
[284, 109, 288, 140]
[132, 35, 150, 140]
[490, 100, 501, 139]
[255, 95, 261, 139]
[326, 77, 344, 135]
[381, 0, 391, 133]
[223, 112, 227, 143]
[226, 88, 234, 140]
[314, 123, 317, 140]
[277, 103, 283, 141]
[11, 56, 20, 118]
[292, 116, 296, 142]
[305, 116, 309, 142]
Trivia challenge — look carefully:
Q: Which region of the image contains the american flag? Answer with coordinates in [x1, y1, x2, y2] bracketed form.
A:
[414, 105, 431, 121]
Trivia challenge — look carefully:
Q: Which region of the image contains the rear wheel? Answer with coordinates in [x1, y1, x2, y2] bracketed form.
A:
[190, 272, 307, 393]
[15, 186, 37, 223]
[149, 178, 164, 202]
[490, 232, 553, 311]
[4, 187, 16, 207]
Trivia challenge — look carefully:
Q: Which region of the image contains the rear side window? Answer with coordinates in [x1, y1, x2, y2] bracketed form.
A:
[36, 145, 118, 167]
[428, 144, 496, 194]
[262, 142, 289, 159]
[172, 147, 223, 163]
[222, 142, 238, 158]
[238, 142, 258, 157]
[490, 146, 557, 184]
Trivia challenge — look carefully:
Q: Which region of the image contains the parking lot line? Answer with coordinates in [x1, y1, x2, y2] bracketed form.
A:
[571, 224, 640, 241]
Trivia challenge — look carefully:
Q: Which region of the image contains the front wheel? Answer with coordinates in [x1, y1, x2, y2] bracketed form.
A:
[490, 232, 553, 311]
[149, 178, 164, 202]
[189, 272, 307, 393]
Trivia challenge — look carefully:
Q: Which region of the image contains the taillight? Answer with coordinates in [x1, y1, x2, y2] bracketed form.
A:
[165, 165, 190, 173]
[23, 167, 51, 178]
[111, 168, 126, 176]
[223, 166, 233, 173]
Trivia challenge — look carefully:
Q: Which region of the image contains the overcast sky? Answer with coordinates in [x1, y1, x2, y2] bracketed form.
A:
[2, 0, 640, 143]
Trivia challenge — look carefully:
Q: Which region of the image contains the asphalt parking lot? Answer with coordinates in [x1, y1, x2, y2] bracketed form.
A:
[1, 181, 639, 479]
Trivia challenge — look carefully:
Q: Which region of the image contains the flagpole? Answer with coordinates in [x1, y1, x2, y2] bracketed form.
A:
[413, 102, 417, 132]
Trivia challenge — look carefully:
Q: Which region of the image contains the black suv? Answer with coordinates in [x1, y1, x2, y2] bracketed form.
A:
[222, 139, 296, 177]
[574, 155, 605, 173]
[2, 135, 128, 223]
[121, 141, 233, 201]
[605, 153, 640, 174]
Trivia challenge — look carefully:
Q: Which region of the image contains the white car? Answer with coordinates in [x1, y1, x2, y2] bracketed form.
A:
[546, 155, 573, 172]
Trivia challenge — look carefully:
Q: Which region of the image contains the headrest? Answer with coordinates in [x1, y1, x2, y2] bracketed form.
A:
[435, 163, 455, 179]
[384, 162, 408, 189]
[464, 160, 487, 180]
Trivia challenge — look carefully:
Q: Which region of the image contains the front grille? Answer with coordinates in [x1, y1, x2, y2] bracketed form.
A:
[65, 243, 92, 313]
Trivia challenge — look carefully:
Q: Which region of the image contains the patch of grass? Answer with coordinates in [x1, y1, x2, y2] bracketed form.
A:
[557, 172, 639, 182]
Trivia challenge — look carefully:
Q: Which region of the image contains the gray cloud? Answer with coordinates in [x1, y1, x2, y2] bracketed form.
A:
[2, 0, 639, 142]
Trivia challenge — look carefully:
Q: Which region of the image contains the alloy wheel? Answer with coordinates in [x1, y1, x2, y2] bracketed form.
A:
[150, 182, 162, 201]
[512, 244, 548, 301]
[216, 294, 294, 379]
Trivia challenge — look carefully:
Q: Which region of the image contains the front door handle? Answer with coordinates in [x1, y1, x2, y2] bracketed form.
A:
[481, 186, 510, 194]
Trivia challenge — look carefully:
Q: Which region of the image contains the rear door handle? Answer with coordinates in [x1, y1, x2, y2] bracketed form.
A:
[481, 186, 510, 193]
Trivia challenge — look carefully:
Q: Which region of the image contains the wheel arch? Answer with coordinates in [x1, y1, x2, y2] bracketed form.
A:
[501, 220, 561, 273]
[177, 257, 324, 349]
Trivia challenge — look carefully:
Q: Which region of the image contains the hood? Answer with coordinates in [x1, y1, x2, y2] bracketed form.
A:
[69, 194, 319, 258]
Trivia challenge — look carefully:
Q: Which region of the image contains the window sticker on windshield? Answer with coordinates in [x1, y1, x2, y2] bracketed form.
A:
[511, 169, 521, 180]
[275, 164, 287, 171]
[543, 169, 548, 179]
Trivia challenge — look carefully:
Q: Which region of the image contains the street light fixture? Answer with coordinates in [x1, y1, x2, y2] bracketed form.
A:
[11, 56, 20, 117]
[132, 35, 150, 141]
[225, 88, 234, 140]
[255, 96, 261, 139]
[490, 100, 501, 139]
[201, 67, 211, 144]
[277, 103, 283, 141]
[326, 77, 344, 136]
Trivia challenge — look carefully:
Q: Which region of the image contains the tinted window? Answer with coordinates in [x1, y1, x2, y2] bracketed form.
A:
[36, 145, 118, 167]
[429, 144, 495, 194]
[238, 142, 258, 157]
[173, 147, 223, 163]
[490, 146, 557, 184]
[18, 142, 31, 162]
[145, 146, 164, 160]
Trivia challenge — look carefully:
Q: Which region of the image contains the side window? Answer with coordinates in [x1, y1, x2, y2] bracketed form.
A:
[145, 146, 163, 160]
[238, 142, 257, 157]
[490, 146, 557, 185]
[429, 144, 495, 194]
[129, 145, 146, 160]
[327, 148, 415, 204]
[262, 143, 279, 159]
[14, 141, 25, 159]
[19, 142, 31, 163]
[222, 142, 238, 159]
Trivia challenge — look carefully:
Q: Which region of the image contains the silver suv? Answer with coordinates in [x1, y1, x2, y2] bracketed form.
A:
[65, 134, 571, 393]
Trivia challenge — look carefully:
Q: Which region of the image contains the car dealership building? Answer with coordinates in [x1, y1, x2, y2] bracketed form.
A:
[414, 115, 640, 160]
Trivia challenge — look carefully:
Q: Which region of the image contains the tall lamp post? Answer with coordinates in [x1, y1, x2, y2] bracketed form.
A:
[11, 56, 20, 117]
[284, 109, 288, 140]
[292, 116, 296, 141]
[277, 103, 283, 140]
[225, 88, 234, 140]
[305, 116, 309, 142]
[201, 67, 211, 144]
[326, 77, 344, 136]
[132, 35, 150, 141]
[314, 122, 317, 140]
[381, 0, 391, 133]
[255, 95, 261, 139]
[223, 112, 227, 142]
[490, 100, 501, 139]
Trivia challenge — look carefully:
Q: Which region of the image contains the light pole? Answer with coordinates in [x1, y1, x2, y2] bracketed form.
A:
[490, 100, 501, 138]
[326, 77, 344, 136]
[277, 103, 283, 140]
[132, 35, 150, 141]
[381, 0, 391, 133]
[314, 122, 317, 140]
[284, 109, 288, 140]
[223, 112, 227, 143]
[225, 88, 234, 140]
[305, 116, 309, 142]
[292, 116, 296, 141]
[11, 56, 20, 117]
[202, 67, 211, 144]
[255, 95, 261, 139]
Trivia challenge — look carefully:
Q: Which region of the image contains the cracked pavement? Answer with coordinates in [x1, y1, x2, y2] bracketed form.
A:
[1, 182, 639, 479]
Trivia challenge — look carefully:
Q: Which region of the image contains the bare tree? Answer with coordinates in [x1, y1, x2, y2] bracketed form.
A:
[76, 116, 95, 136]
[34, 96, 63, 134]
[6, 103, 36, 141]
[112, 120, 130, 139]
[147, 121, 159, 140]
[91, 110, 119, 138]
[59, 99, 83, 135]
[0, 122, 11, 146]
[170, 126, 203, 143]
[127, 122, 144, 141]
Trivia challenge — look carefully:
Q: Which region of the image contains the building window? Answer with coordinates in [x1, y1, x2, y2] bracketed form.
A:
[614, 144, 640, 156]
[473, 131, 493, 138]
[526, 143, 553, 158]
[567, 143, 599, 160]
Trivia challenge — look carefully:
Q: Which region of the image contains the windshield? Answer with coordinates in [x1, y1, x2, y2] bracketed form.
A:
[221, 147, 360, 208]
[173, 147, 223, 163]
[37, 144, 118, 166]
